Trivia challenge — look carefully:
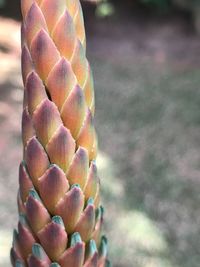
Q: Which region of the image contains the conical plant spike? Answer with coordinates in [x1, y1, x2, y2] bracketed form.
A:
[11, 0, 110, 266]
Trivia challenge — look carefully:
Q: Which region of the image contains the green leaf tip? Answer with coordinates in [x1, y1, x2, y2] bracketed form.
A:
[70, 232, 82, 247]
[99, 236, 108, 257]
[29, 188, 41, 201]
[52, 216, 65, 228]
[88, 239, 97, 255]
[87, 197, 94, 206]
[71, 183, 81, 189]
[50, 263, 61, 267]
[15, 260, 25, 267]
[32, 243, 46, 260]
[106, 259, 112, 267]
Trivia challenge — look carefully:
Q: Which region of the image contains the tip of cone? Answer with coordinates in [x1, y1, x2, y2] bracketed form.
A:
[88, 239, 97, 255]
[29, 188, 42, 202]
[70, 232, 82, 247]
[100, 236, 108, 257]
[71, 184, 81, 190]
[50, 263, 61, 267]
[15, 260, 25, 267]
[19, 214, 28, 226]
[32, 243, 46, 260]
[52, 216, 65, 228]
[87, 197, 94, 206]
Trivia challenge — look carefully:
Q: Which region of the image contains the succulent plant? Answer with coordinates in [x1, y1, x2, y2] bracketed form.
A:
[10, 0, 110, 266]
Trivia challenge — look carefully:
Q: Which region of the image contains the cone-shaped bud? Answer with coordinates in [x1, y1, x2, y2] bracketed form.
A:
[46, 125, 75, 173]
[40, 0, 66, 33]
[58, 232, 85, 267]
[28, 243, 51, 267]
[84, 240, 98, 267]
[61, 85, 86, 139]
[21, 45, 34, 87]
[25, 136, 49, 188]
[30, 29, 60, 80]
[38, 164, 69, 214]
[19, 162, 33, 203]
[71, 40, 88, 87]
[22, 108, 35, 147]
[46, 58, 76, 111]
[18, 214, 36, 259]
[26, 71, 47, 115]
[98, 236, 108, 267]
[52, 11, 76, 60]
[55, 185, 84, 233]
[74, 198, 95, 242]
[25, 2, 48, 48]
[33, 99, 62, 147]
[84, 162, 99, 201]
[77, 109, 96, 160]
[26, 189, 51, 233]
[38, 216, 68, 261]
[67, 146, 89, 188]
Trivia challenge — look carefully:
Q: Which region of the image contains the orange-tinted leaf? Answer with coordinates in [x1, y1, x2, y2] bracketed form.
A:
[19, 162, 33, 203]
[71, 40, 88, 87]
[58, 233, 85, 267]
[38, 217, 67, 261]
[61, 85, 86, 139]
[22, 107, 35, 148]
[18, 215, 36, 259]
[55, 185, 84, 233]
[26, 71, 47, 115]
[40, 0, 66, 33]
[46, 58, 76, 111]
[25, 2, 48, 47]
[74, 199, 95, 242]
[21, 45, 34, 86]
[33, 99, 62, 147]
[52, 11, 76, 60]
[38, 165, 69, 214]
[84, 162, 99, 201]
[46, 125, 75, 173]
[77, 109, 95, 160]
[67, 146, 89, 189]
[25, 136, 49, 188]
[26, 190, 51, 234]
[30, 29, 60, 81]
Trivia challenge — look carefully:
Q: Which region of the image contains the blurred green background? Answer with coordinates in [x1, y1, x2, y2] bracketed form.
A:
[1, 0, 200, 266]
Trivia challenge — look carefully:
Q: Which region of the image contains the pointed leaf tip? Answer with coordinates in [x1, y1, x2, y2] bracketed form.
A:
[88, 239, 97, 256]
[70, 232, 82, 247]
[32, 243, 46, 260]
[15, 260, 25, 267]
[52, 216, 65, 228]
[29, 188, 41, 202]
[50, 264, 61, 267]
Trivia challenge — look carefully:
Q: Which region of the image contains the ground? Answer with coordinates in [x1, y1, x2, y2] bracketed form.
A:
[1, 9, 200, 267]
